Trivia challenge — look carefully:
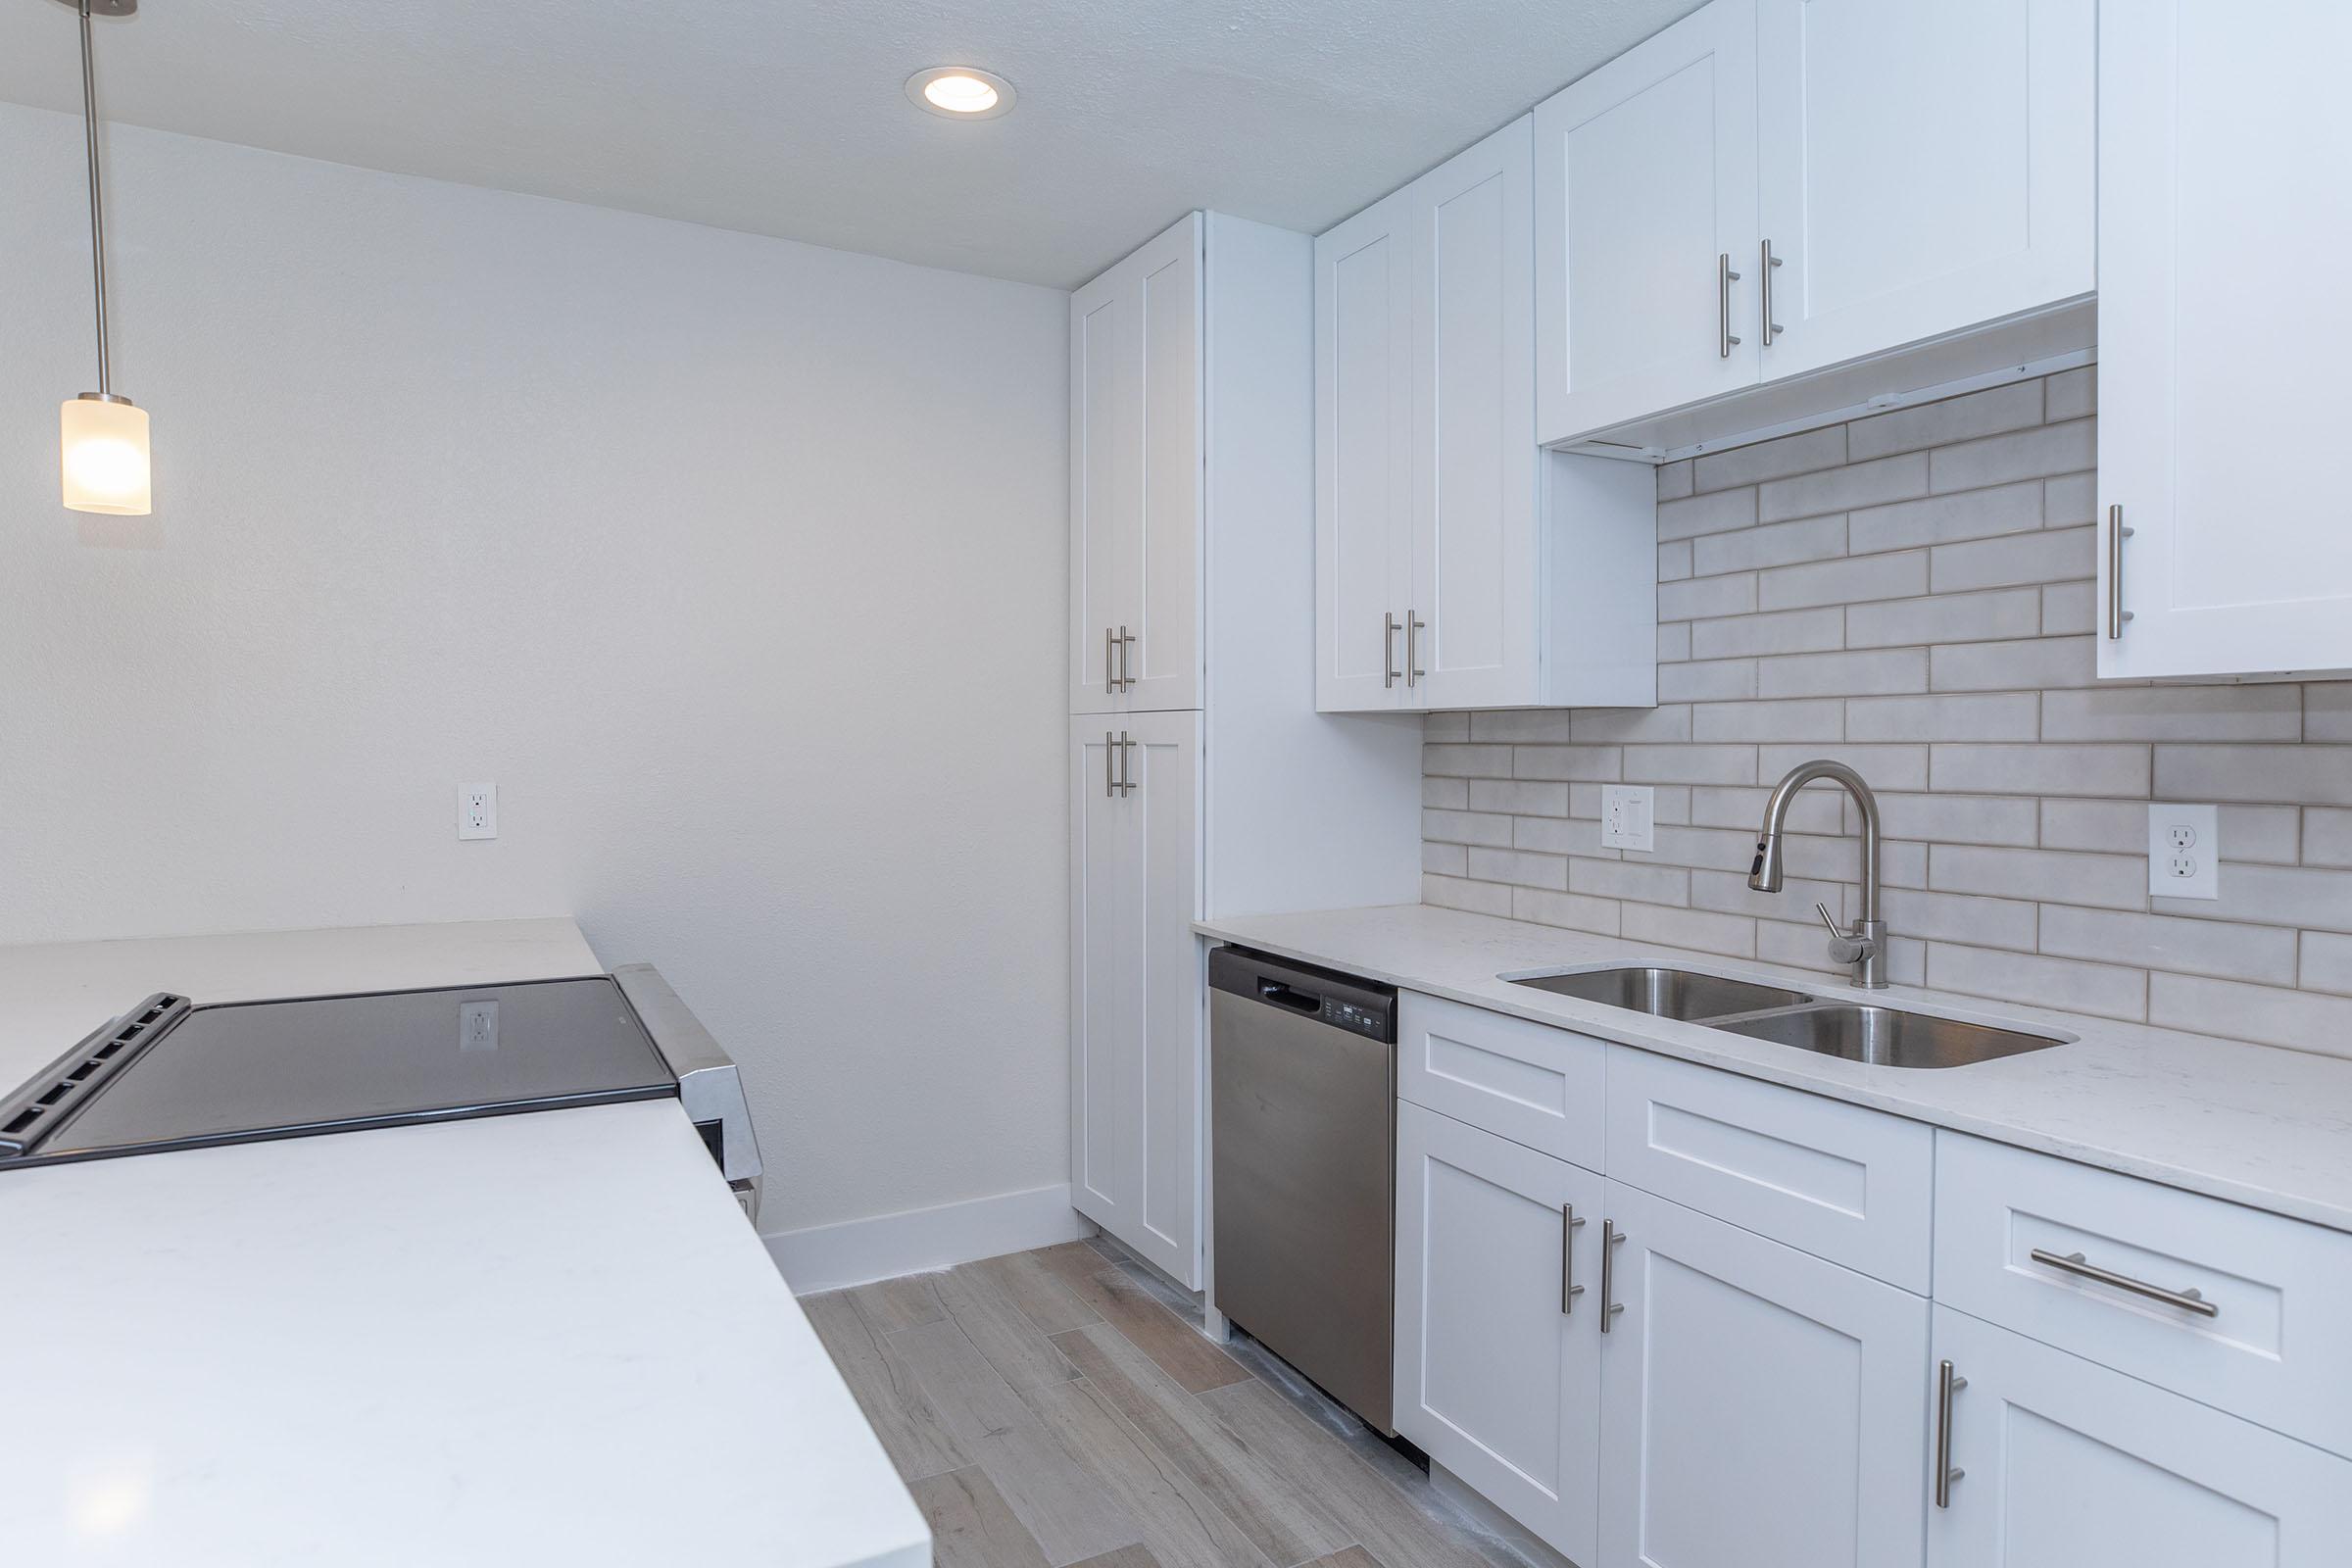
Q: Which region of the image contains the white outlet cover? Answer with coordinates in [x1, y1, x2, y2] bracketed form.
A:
[2148, 803, 2218, 900]
[459, 1000, 499, 1053]
[458, 781, 499, 841]
[1601, 784, 1655, 852]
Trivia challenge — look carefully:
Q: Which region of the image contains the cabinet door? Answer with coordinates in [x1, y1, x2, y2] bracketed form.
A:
[2097, 3, 2352, 679]
[1396, 1102, 1602, 1566]
[1928, 1306, 2352, 1568]
[1070, 216, 1203, 714]
[1412, 118, 1540, 710]
[1067, 714, 1202, 1286]
[1316, 186, 1415, 711]
[1754, 0, 2093, 381]
[1597, 1180, 1929, 1568]
[1533, 0, 1760, 446]
[1069, 722, 1137, 1230]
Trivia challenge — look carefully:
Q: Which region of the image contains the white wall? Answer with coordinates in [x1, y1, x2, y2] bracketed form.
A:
[0, 102, 1073, 1239]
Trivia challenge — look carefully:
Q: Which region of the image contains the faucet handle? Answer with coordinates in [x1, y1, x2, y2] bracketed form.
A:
[1815, 902, 1844, 939]
[1817, 902, 1877, 966]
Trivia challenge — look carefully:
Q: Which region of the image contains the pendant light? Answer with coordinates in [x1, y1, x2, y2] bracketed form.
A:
[56, 0, 150, 516]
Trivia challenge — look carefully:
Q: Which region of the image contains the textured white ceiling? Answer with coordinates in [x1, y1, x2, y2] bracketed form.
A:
[0, 0, 1700, 287]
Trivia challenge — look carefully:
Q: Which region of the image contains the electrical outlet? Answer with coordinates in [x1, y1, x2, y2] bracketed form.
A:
[1601, 784, 1654, 852]
[458, 782, 498, 841]
[459, 1000, 499, 1053]
[2148, 803, 2218, 900]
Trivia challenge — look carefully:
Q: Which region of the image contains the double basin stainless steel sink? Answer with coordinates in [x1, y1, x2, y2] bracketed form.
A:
[1507, 965, 2065, 1069]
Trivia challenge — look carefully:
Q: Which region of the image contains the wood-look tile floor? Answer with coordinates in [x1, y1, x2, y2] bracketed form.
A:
[807, 1237, 1541, 1568]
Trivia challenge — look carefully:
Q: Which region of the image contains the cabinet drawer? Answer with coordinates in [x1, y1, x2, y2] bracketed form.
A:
[1604, 1046, 1933, 1291]
[1935, 1133, 2352, 1458]
[1397, 993, 1604, 1168]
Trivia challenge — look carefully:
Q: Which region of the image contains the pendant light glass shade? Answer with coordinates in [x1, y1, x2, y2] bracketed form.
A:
[61, 395, 151, 515]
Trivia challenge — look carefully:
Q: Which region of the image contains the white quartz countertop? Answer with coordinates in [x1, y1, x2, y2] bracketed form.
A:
[1198, 904, 2352, 1235]
[0, 920, 927, 1568]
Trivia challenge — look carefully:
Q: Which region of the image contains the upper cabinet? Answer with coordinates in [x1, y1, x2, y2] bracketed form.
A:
[1534, 1, 1761, 442]
[1071, 215, 1202, 714]
[1534, 0, 2096, 452]
[2096, 0, 2352, 681]
[1317, 119, 1658, 714]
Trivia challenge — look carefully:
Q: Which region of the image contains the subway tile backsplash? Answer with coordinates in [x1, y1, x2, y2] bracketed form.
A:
[1423, 369, 2352, 1059]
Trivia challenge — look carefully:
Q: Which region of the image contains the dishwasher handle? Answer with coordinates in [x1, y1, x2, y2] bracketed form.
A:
[1208, 947, 1397, 1043]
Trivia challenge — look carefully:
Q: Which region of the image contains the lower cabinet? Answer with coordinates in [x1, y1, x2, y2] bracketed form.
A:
[1928, 1306, 2352, 1568]
[1597, 1179, 1930, 1568]
[1395, 1101, 1603, 1565]
[1068, 712, 1202, 1286]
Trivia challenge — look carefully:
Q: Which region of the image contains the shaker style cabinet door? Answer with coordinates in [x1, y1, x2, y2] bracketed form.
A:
[1411, 118, 1540, 710]
[1595, 1179, 1930, 1568]
[1533, 0, 1760, 446]
[1066, 712, 1203, 1286]
[1315, 184, 1416, 711]
[2097, 1, 2352, 679]
[1070, 215, 1204, 714]
[1395, 1102, 1603, 1566]
[1927, 1306, 2352, 1568]
[1752, 0, 2094, 382]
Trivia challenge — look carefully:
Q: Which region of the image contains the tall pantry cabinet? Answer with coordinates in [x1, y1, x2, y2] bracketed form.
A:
[1066, 213, 1420, 1289]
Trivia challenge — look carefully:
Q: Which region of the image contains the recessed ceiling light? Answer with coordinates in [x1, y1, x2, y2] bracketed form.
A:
[906, 66, 1016, 120]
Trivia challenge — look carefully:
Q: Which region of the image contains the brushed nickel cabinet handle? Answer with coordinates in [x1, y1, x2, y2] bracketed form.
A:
[2030, 1247, 2217, 1317]
[2105, 506, 2136, 640]
[1104, 627, 1117, 696]
[1384, 612, 1401, 689]
[1718, 253, 1743, 358]
[1760, 238, 1783, 345]
[1934, 1359, 1967, 1508]
[1118, 732, 1137, 797]
[1561, 1204, 1588, 1315]
[1406, 612, 1427, 688]
[1103, 730, 1118, 799]
[1599, 1219, 1625, 1332]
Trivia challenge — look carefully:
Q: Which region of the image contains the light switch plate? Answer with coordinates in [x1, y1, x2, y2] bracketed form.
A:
[2148, 803, 2218, 900]
[1601, 784, 1654, 852]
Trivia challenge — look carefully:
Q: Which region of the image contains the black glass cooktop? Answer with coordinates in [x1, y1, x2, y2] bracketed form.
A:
[1, 977, 674, 1168]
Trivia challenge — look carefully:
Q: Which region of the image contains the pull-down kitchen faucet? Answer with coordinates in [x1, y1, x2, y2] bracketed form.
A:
[1748, 759, 1889, 989]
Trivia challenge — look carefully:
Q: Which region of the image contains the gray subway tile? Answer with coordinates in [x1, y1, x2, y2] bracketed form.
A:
[2155, 744, 2352, 808]
[1845, 694, 2038, 743]
[1658, 621, 1692, 662]
[2041, 580, 2096, 636]
[1930, 636, 2098, 692]
[2043, 470, 2096, 527]
[2301, 932, 2352, 997]
[1930, 844, 2148, 909]
[1881, 886, 2038, 950]
[1517, 815, 1613, 858]
[1422, 841, 1467, 876]
[1927, 942, 2146, 1021]
[1622, 744, 1760, 786]
[1692, 698, 1844, 743]
[1659, 571, 1759, 622]
[2306, 808, 2352, 868]
[1759, 453, 1928, 523]
[1570, 705, 1695, 744]
[2039, 906, 2298, 986]
[1657, 459, 1694, 502]
[1690, 514, 1850, 576]
[1512, 886, 1620, 936]
[1468, 778, 1570, 815]
[1757, 742, 1930, 792]
[1690, 606, 1846, 660]
[1468, 846, 1570, 891]
[1872, 791, 2041, 847]
[1424, 873, 1513, 917]
[1931, 743, 2151, 799]
[1622, 903, 1757, 958]
[2147, 973, 2352, 1057]
[1424, 711, 1471, 743]
[1569, 856, 1691, 906]
[2152, 863, 2352, 935]
[1848, 482, 2043, 554]
[1514, 744, 1623, 782]
[1847, 588, 2041, 649]
[1470, 710, 1578, 743]
[1756, 550, 1927, 612]
[2307, 683, 2352, 741]
[2042, 686, 2302, 743]
[1931, 525, 2096, 594]
[1928, 417, 2095, 493]
[1423, 808, 1513, 847]
[1423, 742, 1513, 778]
[1423, 775, 1468, 809]
[2039, 800, 2300, 864]
[1691, 425, 1845, 492]
[1657, 486, 1758, 541]
[2044, 366, 2095, 420]
[1658, 659, 1759, 702]
[1755, 649, 1931, 698]
[1847, 380, 2043, 462]
[1659, 539, 1693, 581]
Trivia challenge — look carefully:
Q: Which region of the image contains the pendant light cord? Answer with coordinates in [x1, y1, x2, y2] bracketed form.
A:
[78, 0, 111, 397]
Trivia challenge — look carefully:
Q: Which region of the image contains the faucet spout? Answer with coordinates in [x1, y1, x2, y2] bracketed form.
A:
[1749, 759, 1887, 987]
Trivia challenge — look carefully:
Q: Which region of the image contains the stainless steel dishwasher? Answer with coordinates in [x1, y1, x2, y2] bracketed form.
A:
[1209, 945, 1398, 1435]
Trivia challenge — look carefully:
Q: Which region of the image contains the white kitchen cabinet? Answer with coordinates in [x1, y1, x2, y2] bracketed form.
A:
[1395, 1102, 1602, 1566]
[1068, 712, 1201, 1285]
[1070, 214, 1202, 714]
[1533, 0, 2095, 455]
[1753, 0, 2094, 381]
[1596, 1179, 1930, 1568]
[1533, 0, 1761, 445]
[2097, 1, 2352, 680]
[1317, 120, 1656, 714]
[1074, 217, 1422, 1289]
[1928, 1306, 2352, 1568]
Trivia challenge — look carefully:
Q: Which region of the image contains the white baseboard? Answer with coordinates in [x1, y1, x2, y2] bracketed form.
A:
[762, 1182, 1094, 1296]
